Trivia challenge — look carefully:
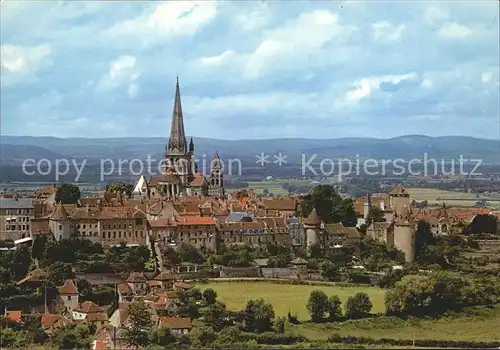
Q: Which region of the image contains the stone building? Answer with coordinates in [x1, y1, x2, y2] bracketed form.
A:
[366, 184, 416, 262]
[303, 208, 361, 253]
[0, 198, 35, 240]
[31, 202, 149, 246]
[58, 279, 79, 313]
[150, 215, 218, 251]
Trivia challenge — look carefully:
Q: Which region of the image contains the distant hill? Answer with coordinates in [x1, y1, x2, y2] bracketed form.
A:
[1, 135, 498, 165]
[0, 144, 65, 165]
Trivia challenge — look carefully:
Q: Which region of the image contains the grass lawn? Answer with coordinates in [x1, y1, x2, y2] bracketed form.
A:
[201, 282, 386, 320]
[292, 306, 500, 343]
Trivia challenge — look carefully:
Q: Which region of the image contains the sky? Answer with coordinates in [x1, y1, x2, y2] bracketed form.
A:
[1, 0, 499, 140]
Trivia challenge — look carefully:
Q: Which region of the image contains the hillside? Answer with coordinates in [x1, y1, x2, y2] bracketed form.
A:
[1, 135, 498, 164]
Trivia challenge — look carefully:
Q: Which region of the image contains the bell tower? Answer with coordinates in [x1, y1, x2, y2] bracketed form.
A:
[208, 152, 224, 198]
[164, 77, 194, 185]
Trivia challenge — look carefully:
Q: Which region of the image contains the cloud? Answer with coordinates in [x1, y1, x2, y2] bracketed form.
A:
[103, 2, 218, 49]
[438, 22, 473, 39]
[0, 44, 52, 86]
[345, 73, 418, 102]
[234, 2, 270, 32]
[96, 56, 140, 97]
[420, 78, 433, 89]
[0, 0, 498, 139]
[371, 21, 405, 41]
[481, 72, 492, 84]
[423, 6, 450, 25]
[242, 9, 357, 79]
[200, 50, 236, 67]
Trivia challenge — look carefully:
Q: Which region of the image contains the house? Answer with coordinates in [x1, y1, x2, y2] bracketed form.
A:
[290, 257, 308, 272]
[126, 272, 148, 295]
[152, 271, 176, 290]
[157, 317, 192, 336]
[173, 281, 194, 291]
[41, 314, 72, 334]
[72, 301, 108, 327]
[117, 282, 134, 302]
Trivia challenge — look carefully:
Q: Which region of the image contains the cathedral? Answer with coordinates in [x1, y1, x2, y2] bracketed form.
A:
[134, 78, 224, 198]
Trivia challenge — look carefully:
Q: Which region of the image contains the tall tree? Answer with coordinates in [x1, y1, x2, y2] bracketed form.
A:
[328, 294, 343, 321]
[106, 181, 135, 199]
[243, 299, 275, 333]
[202, 288, 217, 305]
[302, 185, 357, 225]
[415, 220, 436, 259]
[123, 301, 154, 349]
[345, 292, 372, 319]
[468, 214, 498, 235]
[366, 207, 385, 223]
[334, 198, 358, 227]
[55, 184, 81, 204]
[307, 290, 329, 322]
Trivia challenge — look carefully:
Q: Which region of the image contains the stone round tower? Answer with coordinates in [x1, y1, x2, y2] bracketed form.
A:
[304, 208, 321, 251]
[394, 206, 415, 263]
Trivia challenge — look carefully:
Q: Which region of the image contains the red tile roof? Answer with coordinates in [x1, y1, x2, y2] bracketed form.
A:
[75, 301, 103, 313]
[173, 281, 194, 290]
[59, 279, 79, 295]
[41, 314, 71, 328]
[126, 272, 147, 283]
[5, 310, 22, 323]
[158, 317, 192, 329]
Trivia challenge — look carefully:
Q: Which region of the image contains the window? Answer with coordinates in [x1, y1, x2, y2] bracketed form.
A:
[135, 218, 143, 225]
[67, 296, 71, 300]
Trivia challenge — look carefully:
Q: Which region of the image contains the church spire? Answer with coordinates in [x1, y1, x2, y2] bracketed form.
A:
[167, 76, 187, 155]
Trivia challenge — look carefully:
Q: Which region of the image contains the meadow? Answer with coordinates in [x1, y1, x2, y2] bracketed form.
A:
[407, 187, 500, 208]
[292, 306, 500, 343]
[201, 281, 386, 320]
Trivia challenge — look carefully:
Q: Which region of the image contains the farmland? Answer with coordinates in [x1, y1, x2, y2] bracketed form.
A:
[407, 187, 500, 208]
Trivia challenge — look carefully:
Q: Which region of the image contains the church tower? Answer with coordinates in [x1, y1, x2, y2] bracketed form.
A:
[208, 152, 224, 198]
[164, 77, 195, 186]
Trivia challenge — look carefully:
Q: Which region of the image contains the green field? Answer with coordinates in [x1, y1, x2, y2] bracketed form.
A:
[407, 187, 500, 208]
[202, 282, 386, 320]
[243, 179, 313, 196]
[293, 306, 500, 343]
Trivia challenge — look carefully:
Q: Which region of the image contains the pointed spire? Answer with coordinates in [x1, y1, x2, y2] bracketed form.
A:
[211, 151, 222, 170]
[189, 136, 194, 153]
[167, 77, 187, 155]
[304, 208, 321, 226]
[50, 201, 70, 221]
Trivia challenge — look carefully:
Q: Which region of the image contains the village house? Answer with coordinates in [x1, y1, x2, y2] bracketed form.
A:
[157, 316, 192, 336]
[72, 301, 108, 327]
[41, 314, 72, 334]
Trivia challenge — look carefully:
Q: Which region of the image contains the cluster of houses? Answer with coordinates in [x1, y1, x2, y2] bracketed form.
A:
[6, 268, 195, 349]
